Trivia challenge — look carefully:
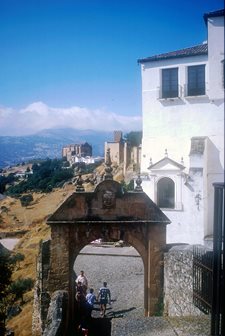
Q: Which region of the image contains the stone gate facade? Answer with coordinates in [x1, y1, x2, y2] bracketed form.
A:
[35, 155, 170, 334]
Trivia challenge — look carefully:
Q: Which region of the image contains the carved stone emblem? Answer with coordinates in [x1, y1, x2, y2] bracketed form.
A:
[102, 190, 115, 209]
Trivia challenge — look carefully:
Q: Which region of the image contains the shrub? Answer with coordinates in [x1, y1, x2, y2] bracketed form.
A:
[0, 248, 13, 328]
[19, 194, 33, 207]
[10, 278, 34, 304]
[10, 253, 25, 269]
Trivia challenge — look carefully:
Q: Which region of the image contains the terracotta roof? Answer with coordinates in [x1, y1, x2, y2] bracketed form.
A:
[138, 44, 208, 64]
[203, 9, 224, 24]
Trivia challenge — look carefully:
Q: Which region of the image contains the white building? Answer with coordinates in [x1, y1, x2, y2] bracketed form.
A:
[69, 155, 103, 165]
[138, 9, 224, 246]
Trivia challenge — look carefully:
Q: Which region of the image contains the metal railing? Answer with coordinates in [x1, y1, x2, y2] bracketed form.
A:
[211, 183, 224, 336]
[193, 246, 213, 314]
[193, 183, 224, 335]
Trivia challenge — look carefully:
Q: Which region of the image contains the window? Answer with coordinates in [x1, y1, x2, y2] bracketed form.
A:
[157, 177, 175, 209]
[162, 68, 178, 98]
[187, 65, 205, 96]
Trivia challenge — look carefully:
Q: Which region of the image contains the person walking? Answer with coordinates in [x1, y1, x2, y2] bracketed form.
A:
[97, 282, 111, 317]
[76, 270, 88, 294]
[86, 288, 96, 310]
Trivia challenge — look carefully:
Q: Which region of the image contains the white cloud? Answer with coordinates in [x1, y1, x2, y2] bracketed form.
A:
[0, 102, 142, 136]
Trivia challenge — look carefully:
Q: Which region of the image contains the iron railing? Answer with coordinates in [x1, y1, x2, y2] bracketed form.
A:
[211, 183, 224, 336]
[193, 183, 224, 336]
[193, 246, 213, 314]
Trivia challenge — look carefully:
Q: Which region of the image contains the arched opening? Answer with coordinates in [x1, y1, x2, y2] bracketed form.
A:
[46, 176, 169, 334]
[157, 177, 175, 209]
[73, 238, 144, 334]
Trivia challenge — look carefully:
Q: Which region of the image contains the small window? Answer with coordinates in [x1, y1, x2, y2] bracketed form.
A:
[187, 64, 205, 96]
[157, 177, 175, 208]
[162, 68, 178, 98]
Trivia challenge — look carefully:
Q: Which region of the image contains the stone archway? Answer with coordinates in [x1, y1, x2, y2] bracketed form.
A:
[46, 168, 170, 332]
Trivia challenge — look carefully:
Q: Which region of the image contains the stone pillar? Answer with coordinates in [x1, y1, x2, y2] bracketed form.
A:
[48, 224, 70, 293]
[146, 223, 166, 316]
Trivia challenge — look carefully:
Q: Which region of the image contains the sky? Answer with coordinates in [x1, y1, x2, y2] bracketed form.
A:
[0, 0, 224, 136]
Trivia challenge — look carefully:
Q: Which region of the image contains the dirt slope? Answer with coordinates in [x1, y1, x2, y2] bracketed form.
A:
[0, 184, 75, 336]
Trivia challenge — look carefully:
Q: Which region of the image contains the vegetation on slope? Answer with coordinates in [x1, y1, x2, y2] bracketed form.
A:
[0, 159, 128, 335]
[0, 182, 75, 335]
[6, 159, 74, 195]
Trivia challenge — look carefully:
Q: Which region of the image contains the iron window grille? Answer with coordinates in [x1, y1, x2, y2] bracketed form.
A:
[161, 68, 179, 98]
[187, 64, 206, 96]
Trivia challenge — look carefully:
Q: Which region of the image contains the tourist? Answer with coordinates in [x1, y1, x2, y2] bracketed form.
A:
[74, 290, 90, 336]
[97, 282, 111, 317]
[76, 270, 88, 294]
[86, 288, 96, 310]
[76, 281, 86, 299]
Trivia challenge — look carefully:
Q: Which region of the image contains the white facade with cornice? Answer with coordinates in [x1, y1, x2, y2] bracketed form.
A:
[139, 10, 224, 245]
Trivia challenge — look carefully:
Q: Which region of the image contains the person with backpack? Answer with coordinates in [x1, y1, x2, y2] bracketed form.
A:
[97, 282, 111, 317]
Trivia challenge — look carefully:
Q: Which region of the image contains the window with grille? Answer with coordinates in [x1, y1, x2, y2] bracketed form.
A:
[162, 68, 178, 98]
[187, 64, 205, 96]
[157, 177, 175, 209]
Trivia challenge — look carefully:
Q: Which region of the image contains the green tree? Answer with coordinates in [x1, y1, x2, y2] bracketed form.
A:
[10, 278, 34, 304]
[19, 194, 33, 207]
[120, 179, 134, 191]
[6, 158, 75, 194]
[63, 161, 70, 167]
[0, 245, 13, 330]
[10, 253, 25, 270]
[124, 131, 142, 147]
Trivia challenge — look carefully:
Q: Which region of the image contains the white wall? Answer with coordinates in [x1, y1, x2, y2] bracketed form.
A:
[141, 54, 224, 173]
[208, 16, 225, 99]
[140, 14, 224, 245]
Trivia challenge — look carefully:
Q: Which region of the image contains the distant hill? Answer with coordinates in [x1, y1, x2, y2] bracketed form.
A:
[0, 128, 113, 168]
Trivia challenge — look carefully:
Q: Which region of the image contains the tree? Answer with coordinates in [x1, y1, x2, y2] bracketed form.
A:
[63, 161, 70, 167]
[10, 253, 25, 270]
[124, 131, 142, 147]
[10, 278, 34, 304]
[0, 245, 13, 330]
[120, 179, 134, 191]
[19, 194, 33, 207]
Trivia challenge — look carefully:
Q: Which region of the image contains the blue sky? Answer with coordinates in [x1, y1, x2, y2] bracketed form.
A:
[0, 0, 224, 135]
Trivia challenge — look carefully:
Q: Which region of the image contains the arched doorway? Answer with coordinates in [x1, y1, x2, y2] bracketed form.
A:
[46, 169, 170, 333]
[74, 242, 144, 319]
[157, 177, 175, 209]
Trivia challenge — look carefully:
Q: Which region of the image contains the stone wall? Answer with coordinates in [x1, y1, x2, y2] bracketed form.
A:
[164, 244, 210, 316]
[32, 240, 51, 336]
[43, 290, 68, 336]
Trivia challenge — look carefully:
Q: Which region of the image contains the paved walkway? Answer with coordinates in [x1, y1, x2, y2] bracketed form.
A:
[77, 245, 211, 336]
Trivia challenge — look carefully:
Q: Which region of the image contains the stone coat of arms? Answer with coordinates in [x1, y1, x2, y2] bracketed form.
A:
[102, 190, 116, 209]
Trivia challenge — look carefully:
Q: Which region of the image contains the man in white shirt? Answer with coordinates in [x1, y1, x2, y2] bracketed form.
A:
[76, 270, 88, 294]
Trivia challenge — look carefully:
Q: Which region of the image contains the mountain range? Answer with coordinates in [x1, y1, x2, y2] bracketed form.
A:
[0, 128, 113, 168]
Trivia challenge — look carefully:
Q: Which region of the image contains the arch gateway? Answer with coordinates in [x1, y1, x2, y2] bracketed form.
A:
[42, 155, 170, 333]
